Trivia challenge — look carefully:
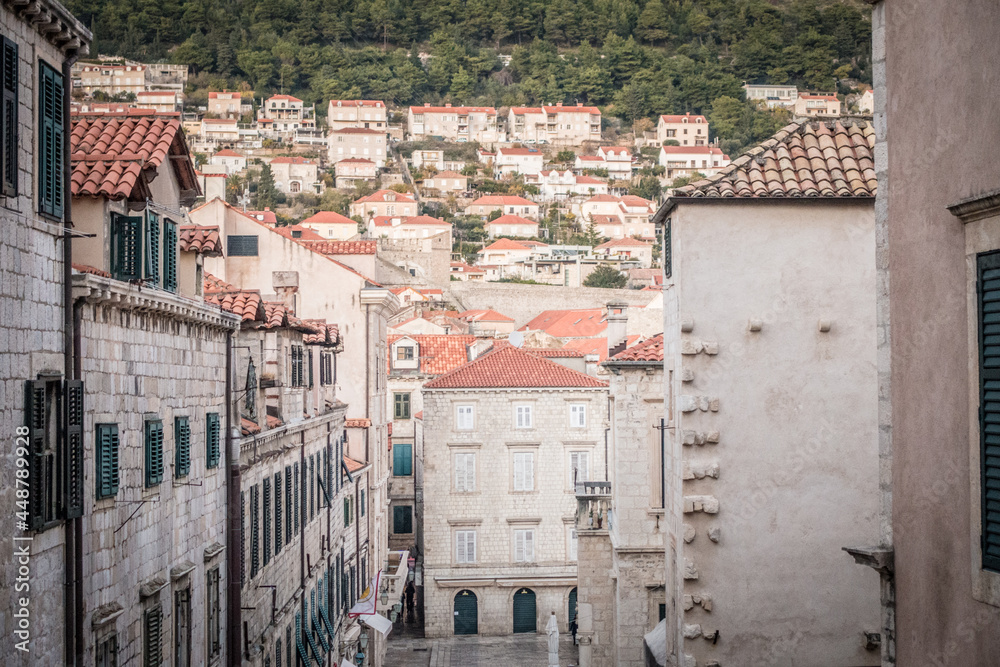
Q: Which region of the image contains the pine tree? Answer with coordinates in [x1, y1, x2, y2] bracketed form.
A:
[255, 164, 279, 210]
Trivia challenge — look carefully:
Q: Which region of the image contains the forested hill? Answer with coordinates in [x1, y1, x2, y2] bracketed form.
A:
[66, 0, 871, 149]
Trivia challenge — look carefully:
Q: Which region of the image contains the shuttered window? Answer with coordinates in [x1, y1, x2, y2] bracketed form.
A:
[95, 423, 120, 499]
[207, 566, 221, 659]
[570, 404, 587, 428]
[144, 419, 164, 488]
[285, 466, 292, 541]
[514, 528, 535, 563]
[513, 452, 534, 492]
[142, 605, 162, 667]
[393, 443, 412, 476]
[263, 478, 271, 567]
[95, 633, 117, 667]
[145, 211, 160, 285]
[64, 380, 84, 519]
[2, 38, 18, 197]
[111, 213, 143, 282]
[570, 451, 590, 488]
[309, 455, 315, 520]
[227, 234, 258, 256]
[274, 472, 283, 554]
[456, 405, 474, 430]
[206, 412, 220, 469]
[293, 463, 300, 534]
[455, 530, 476, 564]
[979, 252, 1000, 572]
[393, 505, 412, 534]
[343, 496, 351, 527]
[38, 61, 63, 219]
[240, 491, 246, 587]
[515, 405, 533, 429]
[454, 452, 476, 492]
[163, 219, 178, 293]
[250, 484, 259, 578]
[394, 393, 410, 419]
[307, 348, 314, 388]
[174, 417, 190, 478]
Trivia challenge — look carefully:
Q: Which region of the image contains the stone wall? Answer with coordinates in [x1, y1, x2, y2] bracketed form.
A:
[577, 532, 615, 666]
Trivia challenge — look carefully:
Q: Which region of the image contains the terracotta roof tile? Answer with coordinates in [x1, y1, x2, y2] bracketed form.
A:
[302, 211, 357, 225]
[468, 195, 537, 208]
[607, 334, 664, 363]
[353, 189, 416, 204]
[485, 214, 537, 227]
[344, 456, 365, 472]
[595, 237, 652, 249]
[179, 225, 223, 256]
[270, 225, 325, 241]
[303, 319, 341, 346]
[388, 335, 477, 375]
[241, 418, 261, 436]
[563, 335, 641, 362]
[423, 346, 607, 389]
[345, 418, 371, 428]
[266, 415, 284, 429]
[480, 238, 533, 251]
[203, 272, 236, 293]
[204, 289, 264, 323]
[519, 309, 607, 338]
[671, 120, 876, 200]
[458, 309, 515, 323]
[300, 240, 377, 255]
[71, 263, 110, 278]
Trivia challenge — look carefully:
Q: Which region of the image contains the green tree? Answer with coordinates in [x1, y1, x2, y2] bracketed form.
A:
[555, 150, 576, 163]
[630, 176, 662, 201]
[584, 265, 627, 289]
[255, 163, 280, 210]
[636, 0, 669, 45]
[450, 66, 475, 101]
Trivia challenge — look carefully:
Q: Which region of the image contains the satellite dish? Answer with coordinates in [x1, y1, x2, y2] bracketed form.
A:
[509, 331, 525, 348]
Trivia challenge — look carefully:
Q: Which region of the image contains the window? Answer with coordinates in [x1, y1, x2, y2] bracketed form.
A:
[250, 484, 259, 578]
[111, 213, 143, 281]
[173, 417, 190, 478]
[145, 211, 160, 284]
[394, 392, 411, 419]
[274, 472, 283, 554]
[163, 219, 178, 293]
[174, 587, 191, 667]
[393, 505, 412, 534]
[285, 466, 292, 540]
[570, 404, 586, 428]
[396, 346, 414, 361]
[514, 528, 535, 562]
[2, 38, 18, 197]
[456, 530, 477, 564]
[39, 61, 64, 218]
[240, 491, 246, 587]
[309, 456, 315, 520]
[570, 451, 590, 488]
[144, 419, 164, 487]
[513, 452, 534, 492]
[95, 423, 120, 499]
[568, 527, 578, 562]
[360, 489, 366, 517]
[320, 352, 333, 385]
[263, 477, 272, 566]
[227, 235, 259, 256]
[290, 346, 304, 387]
[343, 496, 352, 527]
[294, 463, 300, 534]
[393, 443, 412, 476]
[206, 412, 220, 469]
[456, 405, 474, 430]
[96, 633, 118, 667]
[979, 252, 1000, 572]
[143, 605, 162, 667]
[515, 405, 533, 429]
[207, 567, 221, 660]
[454, 452, 475, 492]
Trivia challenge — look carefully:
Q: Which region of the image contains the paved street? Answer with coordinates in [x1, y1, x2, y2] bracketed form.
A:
[386, 629, 579, 667]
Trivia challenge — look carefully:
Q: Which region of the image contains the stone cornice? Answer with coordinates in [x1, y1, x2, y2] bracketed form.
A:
[3, 0, 92, 56]
[72, 273, 241, 331]
[948, 188, 1000, 224]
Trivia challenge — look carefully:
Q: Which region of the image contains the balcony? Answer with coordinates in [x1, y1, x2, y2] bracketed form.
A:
[576, 481, 612, 532]
[376, 549, 410, 614]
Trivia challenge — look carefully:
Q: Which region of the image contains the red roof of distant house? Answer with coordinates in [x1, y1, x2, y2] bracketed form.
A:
[354, 189, 416, 204]
[214, 149, 243, 158]
[607, 334, 664, 363]
[179, 225, 223, 255]
[411, 104, 496, 114]
[329, 100, 384, 108]
[577, 155, 604, 162]
[372, 215, 450, 227]
[208, 91, 242, 99]
[270, 225, 324, 241]
[270, 156, 313, 165]
[575, 175, 606, 185]
[519, 309, 607, 338]
[345, 418, 371, 429]
[458, 309, 515, 323]
[301, 240, 377, 255]
[590, 215, 622, 225]
[480, 238, 532, 251]
[660, 145, 729, 157]
[563, 335, 642, 362]
[203, 272, 236, 292]
[600, 146, 632, 156]
[543, 104, 600, 114]
[337, 158, 376, 164]
[619, 195, 654, 207]
[332, 127, 384, 134]
[245, 209, 277, 224]
[267, 94, 303, 103]
[497, 147, 543, 156]
[138, 91, 176, 97]
[389, 334, 478, 375]
[451, 261, 484, 273]
[799, 93, 839, 101]
[509, 107, 543, 115]
[302, 210, 356, 225]
[595, 237, 652, 249]
[344, 456, 365, 472]
[660, 113, 707, 123]
[585, 194, 619, 203]
[424, 345, 607, 389]
[468, 195, 537, 208]
[429, 170, 466, 179]
[485, 214, 537, 227]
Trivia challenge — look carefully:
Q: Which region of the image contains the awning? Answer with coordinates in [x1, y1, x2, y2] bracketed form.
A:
[643, 619, 667, 667]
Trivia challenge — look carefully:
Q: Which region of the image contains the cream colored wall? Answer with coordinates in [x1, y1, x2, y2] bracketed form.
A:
[667, 200, 880, 666]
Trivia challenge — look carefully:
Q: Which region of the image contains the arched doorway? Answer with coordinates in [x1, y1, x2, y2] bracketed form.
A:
[512, 588, 536, 633]
[568, 587, 578, 625]
[454, 590, 478, 635]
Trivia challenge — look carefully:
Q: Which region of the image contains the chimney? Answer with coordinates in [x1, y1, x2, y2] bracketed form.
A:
[606, 302, 628, 358]
[204, 173, 226, 202]
[272, 271, 299, 314]
[584, 353, 600, 377]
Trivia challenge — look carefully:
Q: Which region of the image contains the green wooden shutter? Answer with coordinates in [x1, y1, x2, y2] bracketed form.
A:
[174, 417, 190, 478]
[2, 38, 18, 197]
[111, 213, 144, 281]
[309, 455, 315, 520]
[240, 491, 246, 587]
[294, 613, 309, 666]
[664, 216, 672, 280]
[979, 252, 1000, 572]
[143, 606, 162, 667]
[144, 419, 163, 487]
[343, 497, 350, 527]
[263, 478, 271, 567]
[394, 506, 412, 534]
[95, 424, 119, 499]
[145, 211, 160, 285]
[25, 380, 48, 530]
[38, 62, 63, 219]
[250, 484, 259, 578]
[64, 380, 84, 519]
[274, 472, 282, 554]
[311, 589, 329, 652]
[284, 466, 292, 542]
[394, 443, 412, 476]
[206, 412, 220, 469]
[163, 219, 178, 292]
[293, 463, 300, 534]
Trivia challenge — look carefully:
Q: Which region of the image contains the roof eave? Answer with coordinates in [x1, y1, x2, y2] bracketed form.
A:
[654, 194, 875, 226]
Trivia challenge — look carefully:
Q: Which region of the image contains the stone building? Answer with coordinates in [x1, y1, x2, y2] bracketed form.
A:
[421, 346, 608, 638]
[329, 128, 388, 168]
[848, 2, 1000, 664]
[575, 327, 667, 667]
[656, 113, 710, 147]
[335, 158, 378, 189]
[350, 189, 418, 219]
[507, 104, 602, 145]
[407, 104, 500, 143]
[653, 119, 881, 666]
[268, 156, 321, 195]
[326, 99, 387, 132]
[0, 5, 90, 665]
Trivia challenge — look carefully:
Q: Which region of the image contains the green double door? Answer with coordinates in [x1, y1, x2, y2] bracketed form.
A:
[454, 590, 478, 635]
[513, 588, 536, 633]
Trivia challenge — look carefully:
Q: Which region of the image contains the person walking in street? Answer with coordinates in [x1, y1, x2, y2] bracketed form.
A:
[569, 617, 578, 645]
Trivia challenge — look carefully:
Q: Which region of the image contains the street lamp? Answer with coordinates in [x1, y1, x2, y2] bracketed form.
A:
[355, 649, 365, 665]
[359, 632, 369, 650]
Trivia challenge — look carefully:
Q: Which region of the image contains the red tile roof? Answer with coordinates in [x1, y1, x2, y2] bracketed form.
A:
[344, 456, 365, 472]
[543, 104, 600, 114]
[595, 237, 652, 249]
[345, 418, 371, 428]
[72, 263, 111, 278]
[389, 334, 478, 375]
[429, 170, 466, 179]
[354, 189, 416, 204]
[660, 145, 729, 156]
[671, 120, 876, 199]
[301, 240, 377, 255]
[332, 128, 384, 134]
[329, 100, 384, 108]
[563, 335, 641, 362]
[203, 272, 235, 292]
[480, 238, 532, 251]
[451, 261, 484, 273]
[204, 289, 265, 323]
[245, 209, 277, 224]
[619, 195, 654, 208]
[266, 415, 284, 429]
[372, 215, 450, 227]
[214, 149, 243, 158]
[607, 334, 664, 363]
[458, 309, 515, 323]
[468, 195, 537, 208]
[519, 309, 607, 338]
[267, 94, 303, 102]
[411, 104, 496, 114]
[269, 156, 313, 165]
[71, 111, 198, 202]
[586, 194, 620, 202]
[337, 158, 376, 164]
[303, 319, 341, 346]
[209, 92, 242, 100]
[270, 224, 325, 241]
[302, 210, 357, 225]
[660, 113, 707, 123]
[498, 147, 543, 156]
[485, 214, 537, 227]
[423, 346, 607, 389]
[241, 418, 261, 436]
[179, 225, 223, 256]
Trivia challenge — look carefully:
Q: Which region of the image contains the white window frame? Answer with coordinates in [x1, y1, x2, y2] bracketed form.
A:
[568, 526, 578, 562]
[569, 451, 590, 489]
[455, 403, 476, 431]
[513, 452, 535, 492]
[515, 404, 533, 429]
[455, 530, 477, 564]
[570, 403, 587, 428]
[454, 451, 476, 492]
[514, 528, 535, 563]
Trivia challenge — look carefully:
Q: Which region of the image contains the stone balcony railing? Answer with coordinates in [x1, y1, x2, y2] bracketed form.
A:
[576, 481, 612, 532]
[377, 549, 410, 612]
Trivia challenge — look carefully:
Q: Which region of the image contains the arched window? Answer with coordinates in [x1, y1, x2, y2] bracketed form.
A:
[454, 590, 478, 635]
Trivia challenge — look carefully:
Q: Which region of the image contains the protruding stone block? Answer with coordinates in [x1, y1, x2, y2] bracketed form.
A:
[683, 594, 694, 611]
[702, 341, 719, 354]
[681, 339, 703, 355]
[683, 624, 703, 639]
[708, 526, 721, 543]
[683, 523, 695, 543]
[682, 430, 697, 445]
[818, 319, 833, 333]
[708, 397, 720, 412]
[698, 396, 710, 411]
[680, 316, 695, 333]
[748, 318, 763, 332]
[681, 368, 695, 382]
[680, 396, 698, 412]
[706, 431, 720, 443]
[684, 559, 699, 580]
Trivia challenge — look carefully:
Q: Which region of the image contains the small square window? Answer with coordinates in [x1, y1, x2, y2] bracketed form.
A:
[456, 405, 474, 430]
[515, 405, 533, 429]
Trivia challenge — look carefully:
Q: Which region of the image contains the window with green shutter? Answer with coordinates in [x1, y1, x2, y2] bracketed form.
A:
[95, 423, 120, 499]
[240, 491, 246, 587]
[145, 211, 160, 285]
[206, 412, 220, 469]
[38, 61, 63, 219]
[174, 417, 190, 478]
[285, 466, 292, 542]
[393, 443, 413, 477]
[394, 392, 411, 419]
[263, 477, 271, 567]
[293, 463, 300, 535]
[64, 379, 84, 519]
[111, 213, 143, 282]
[250, 484, 259, 578]
[343, 496, 351, 527]
[144, 419, 163, 487]
[309, 455, 315, 520]
[393, 505, 412, 534]
[979, 252, 1000, 572]
[143, 605, 162, 667]
[274, 472, 282, 554]
[663, 216, 672, 280]
[2, 37, 18, 197]
[163, 219, 178, 293]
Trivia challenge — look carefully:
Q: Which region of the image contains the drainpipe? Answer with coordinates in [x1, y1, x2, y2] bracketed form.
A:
[226, 331, 242, 666]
